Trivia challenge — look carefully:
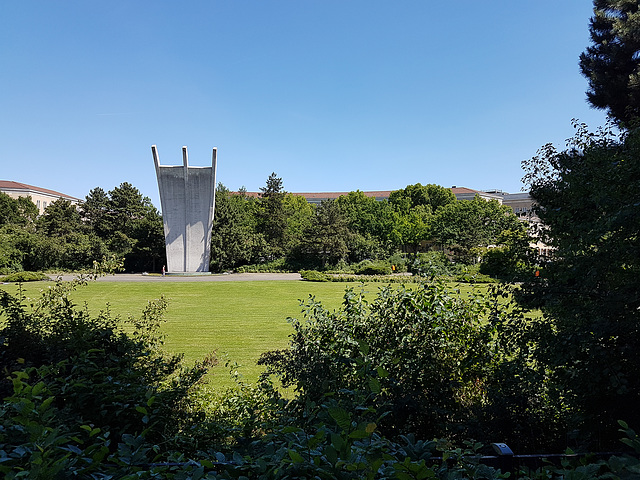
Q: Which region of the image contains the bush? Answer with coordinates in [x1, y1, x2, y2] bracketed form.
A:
[387, 252, 408, 272]
[411, 251, 455, 277]
[299, 269, 329, 282]
[479, 229, 536, 282]
[354, 260, 392, 275]
[0, 278, 215, 450]
[1, 276, 637, 477]
[1, 271, 49, 282]
[454, 272, 498, 283]
[259, 281, 552, 447]
[326, 274, 421, 283]
[236, 257, 293, 273]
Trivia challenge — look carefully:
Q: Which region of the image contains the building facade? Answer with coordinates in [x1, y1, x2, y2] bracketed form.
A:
[0, 180, 80, 214]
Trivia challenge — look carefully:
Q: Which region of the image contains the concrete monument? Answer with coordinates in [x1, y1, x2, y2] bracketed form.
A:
[152, 145, 217, 274]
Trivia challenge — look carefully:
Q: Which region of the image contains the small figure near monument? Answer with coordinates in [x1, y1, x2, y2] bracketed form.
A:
[152, 145, 217, 274]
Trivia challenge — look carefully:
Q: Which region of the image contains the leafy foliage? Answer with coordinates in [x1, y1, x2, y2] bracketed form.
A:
[580, 0, 640, 126]
[480, 229, 537, 281]
[257, 173, 288, 259]
[259, 281, 554, 448]
[0, 271, 49, 282]
[299, 269, 330, 282]
[210, 184, 264, 272]
[293, 200, 352, 268]
[0, 192, 38, 227]
[0, 278, 215, 450]
[430, 196, 523, 263]
[520, 121, 640, 448]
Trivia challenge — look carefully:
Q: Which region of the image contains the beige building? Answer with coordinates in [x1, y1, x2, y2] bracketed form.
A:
[0, 180, 80, 215]
[235, 187, 506, 205]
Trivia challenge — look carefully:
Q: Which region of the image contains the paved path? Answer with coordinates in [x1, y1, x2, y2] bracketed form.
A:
[54, 272, 302, 282]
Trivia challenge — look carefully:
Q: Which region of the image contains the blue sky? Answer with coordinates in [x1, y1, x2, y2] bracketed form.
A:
[1, 1, 609, 209]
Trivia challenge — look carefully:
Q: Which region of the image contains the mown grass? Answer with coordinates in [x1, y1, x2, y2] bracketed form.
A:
[0, 279, 492, 389]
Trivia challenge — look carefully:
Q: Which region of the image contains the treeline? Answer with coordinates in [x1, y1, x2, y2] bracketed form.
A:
[212, 175, 526, 273]
[1, 175, 527, 276]
[0, 183, 164, 274]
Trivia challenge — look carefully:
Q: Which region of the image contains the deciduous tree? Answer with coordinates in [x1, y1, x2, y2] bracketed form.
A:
[430, 196, 521, 263]
[520, 122, 640, 447]
[388, 183, 455, 213]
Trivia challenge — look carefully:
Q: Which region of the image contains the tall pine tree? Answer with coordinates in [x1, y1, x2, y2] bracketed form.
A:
[580, 0, 640, 126]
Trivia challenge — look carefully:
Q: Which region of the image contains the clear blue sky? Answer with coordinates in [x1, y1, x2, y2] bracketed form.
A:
[1, 1, 609, 209]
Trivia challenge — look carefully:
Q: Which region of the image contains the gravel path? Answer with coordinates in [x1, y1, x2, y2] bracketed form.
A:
[53, 272, 302, 282]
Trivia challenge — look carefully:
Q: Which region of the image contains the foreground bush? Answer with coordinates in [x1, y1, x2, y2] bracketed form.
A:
[0, 278, 216, 453]
[1, 278, 640, 478]
[259, 281, 562, 450]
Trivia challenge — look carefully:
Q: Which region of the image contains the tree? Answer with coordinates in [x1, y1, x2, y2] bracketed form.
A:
[388, 183, 455, 213]
[580, 0, 640, 126]
[387, 184, 457, 255]
[37, 198, 83, 237]
[257, 173, 288, 259]
[389, 205, 432, 254]
[0, 192, 38, 227]
[430, 196, 522, 263]
[87, 183, 164, 271]
[81, 187, 110, 236]
[127, 207, 165, 272]
[295, 200, 351, 268]
[335, 191, 395, 242]
[106, 182, 155, 239]
[282, 193, 314, 251]
[520, 122, 640, 447]
[210, 184, 264, 271]
[0, 225, 36, 272]
[28, 198, 109, 270]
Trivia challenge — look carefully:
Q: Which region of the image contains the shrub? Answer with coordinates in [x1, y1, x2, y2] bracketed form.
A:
[354, 260, 392, 275]
[1, 271, 49, 282]
[387, 252, 408, 272]
[454, 272, 498, 283]
[299, 269, 329, 282]
[236, 257, 292, 273]
[327, 274, 421, 283]
[259, 281, 550, 446]
[411, 251, 455, 277]
[0, 278, 215, 449]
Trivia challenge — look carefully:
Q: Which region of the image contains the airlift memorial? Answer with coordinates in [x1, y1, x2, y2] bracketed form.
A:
[152, 145, 217, 274]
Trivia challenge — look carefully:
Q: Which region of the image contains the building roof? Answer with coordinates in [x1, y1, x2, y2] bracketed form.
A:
[233, 187, 509, 202]
[294, 191, 392, 200]
[0, 180, 80, 202]
[450, 187, 482, 195]
[233, 190, 392, 199]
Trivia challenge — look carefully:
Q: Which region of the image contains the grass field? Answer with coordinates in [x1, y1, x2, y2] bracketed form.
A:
[0, 279, 491, 389]
[0, 280, 375, 388]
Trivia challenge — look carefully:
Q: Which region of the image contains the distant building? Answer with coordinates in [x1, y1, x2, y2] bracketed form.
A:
[0, 180, 80, 214]
[233, 190, 392, 205]
[233, 186, 508, 205]
[482, 189, 538, 222]
[450, 186, 504, 203]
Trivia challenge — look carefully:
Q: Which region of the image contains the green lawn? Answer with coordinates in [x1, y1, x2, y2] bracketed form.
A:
[0, 279, 492, 389]
[0, 280, 368, 388]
